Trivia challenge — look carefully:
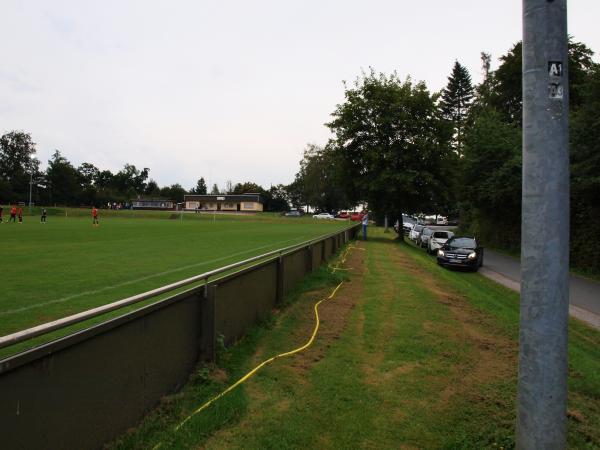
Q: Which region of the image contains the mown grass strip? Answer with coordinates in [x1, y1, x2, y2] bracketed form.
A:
[399, 235, 600, 448]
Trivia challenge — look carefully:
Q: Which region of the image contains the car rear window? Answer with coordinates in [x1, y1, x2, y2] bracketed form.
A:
[432, 231, 449, 238]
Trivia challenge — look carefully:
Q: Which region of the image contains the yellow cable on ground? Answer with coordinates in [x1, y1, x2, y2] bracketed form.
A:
[174, 281, 344, 432]
[168, 243, 358, 436]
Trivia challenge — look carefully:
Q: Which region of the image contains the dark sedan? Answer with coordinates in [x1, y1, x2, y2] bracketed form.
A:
[436, 237, 484, 271]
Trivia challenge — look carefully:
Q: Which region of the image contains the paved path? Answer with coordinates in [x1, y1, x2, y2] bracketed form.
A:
[481, 250, 600, 330]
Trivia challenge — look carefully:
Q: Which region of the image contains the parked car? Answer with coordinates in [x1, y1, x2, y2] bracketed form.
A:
[402, 214, 417, 235]
[351, 212, 366, 221]
[436, 216, 448, 225]
[284, 210, 302, 217]
[409, 224, 424, 241]
[313, 212, 335, 220]
[427, 230, 454, 254]
[417, 227, 434, 248]
[436, 236, 484, 271]
[335, 211, 350, 219]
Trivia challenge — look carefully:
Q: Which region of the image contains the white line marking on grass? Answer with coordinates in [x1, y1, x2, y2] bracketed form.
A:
[1, 236, 306, 315]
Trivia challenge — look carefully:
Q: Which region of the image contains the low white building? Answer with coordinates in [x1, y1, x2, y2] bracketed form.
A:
[184, 193, 263, 212]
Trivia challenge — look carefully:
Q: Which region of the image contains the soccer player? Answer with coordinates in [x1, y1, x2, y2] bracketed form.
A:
[41, 208, 47, 223]
[9, 205, 16, 223]
[92, 206, 99, 226]
[17, 207, 23, 224]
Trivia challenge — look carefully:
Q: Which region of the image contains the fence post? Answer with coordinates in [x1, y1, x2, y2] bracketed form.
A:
[276, 256, 284, 304]
[201, 284, 217, 362]
[306, 245, 313, 273]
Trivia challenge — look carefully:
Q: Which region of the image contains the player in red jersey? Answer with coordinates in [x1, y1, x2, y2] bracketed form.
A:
[92, 206, 99, 226]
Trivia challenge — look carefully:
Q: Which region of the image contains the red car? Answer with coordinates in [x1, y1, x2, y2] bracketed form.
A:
[350, 212, 366, 222]
[336, 211, 350, 219]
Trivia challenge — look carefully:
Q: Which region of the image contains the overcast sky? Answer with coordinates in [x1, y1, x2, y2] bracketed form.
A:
[1, 1, 599, 190]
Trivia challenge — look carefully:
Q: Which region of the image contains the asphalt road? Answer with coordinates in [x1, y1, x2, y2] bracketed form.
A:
[482, 249, 600, 329]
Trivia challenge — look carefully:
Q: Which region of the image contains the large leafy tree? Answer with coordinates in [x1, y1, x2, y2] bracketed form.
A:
[231, 181, 264, 195]
[46, 150, 81, 205]
[77, 162, 100, 205]
[144, 179, 161, 197]
[112, 164, 149, 197]
[327, 70, 452, 227]
[0, 131, 40, 202]
[292, 144, 348, 213]
[570, 62, 600, 271]
[160, 183, 187, 203]
[440, 61, 474, 155]
[461, 108, 522, 247]
[264, 184, 289, 212]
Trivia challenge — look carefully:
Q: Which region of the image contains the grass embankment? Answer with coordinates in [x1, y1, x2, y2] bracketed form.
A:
[0, 213, 349, 358]
[110, 229, 600, 449]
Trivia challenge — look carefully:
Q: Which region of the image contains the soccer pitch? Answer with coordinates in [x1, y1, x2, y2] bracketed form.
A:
[0, 211, 349, 344]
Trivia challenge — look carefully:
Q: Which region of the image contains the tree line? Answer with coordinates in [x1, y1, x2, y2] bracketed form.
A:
[289, 38, 599, 274]
[0, 137, 291, 211]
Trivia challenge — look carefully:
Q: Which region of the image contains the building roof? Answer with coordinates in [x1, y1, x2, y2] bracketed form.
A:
[184, 193, 263, 203]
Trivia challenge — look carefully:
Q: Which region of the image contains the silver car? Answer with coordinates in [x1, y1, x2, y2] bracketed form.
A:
[418, 227, 434, 248]
[409, 224, 424, 241]
[427, 230, 455, 254]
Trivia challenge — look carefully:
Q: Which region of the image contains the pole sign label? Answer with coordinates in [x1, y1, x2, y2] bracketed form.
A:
[548, 61, 563, 77]
[548, 61, 563, 99]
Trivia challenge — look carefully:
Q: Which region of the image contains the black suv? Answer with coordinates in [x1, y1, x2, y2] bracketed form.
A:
[436, 237, 484, 271]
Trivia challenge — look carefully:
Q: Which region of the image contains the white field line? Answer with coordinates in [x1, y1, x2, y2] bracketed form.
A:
[1, 236, 306, 316]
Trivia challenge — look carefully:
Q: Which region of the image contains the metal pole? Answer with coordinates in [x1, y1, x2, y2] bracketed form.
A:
[28, 170, 33, 213]
[518, 1, 569, 448]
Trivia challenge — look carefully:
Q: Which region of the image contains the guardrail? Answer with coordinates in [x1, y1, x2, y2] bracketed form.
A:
[0, 223, 360, 450]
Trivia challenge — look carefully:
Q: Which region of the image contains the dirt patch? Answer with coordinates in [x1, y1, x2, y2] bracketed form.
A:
[286, 244, 366, 375]
[388, 242, 518, 411]
[209, 367, 229, 384]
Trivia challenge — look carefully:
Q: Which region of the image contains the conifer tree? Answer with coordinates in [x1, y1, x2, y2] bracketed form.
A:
[440, 61, 474, 155]
[192, 177, 207, 194]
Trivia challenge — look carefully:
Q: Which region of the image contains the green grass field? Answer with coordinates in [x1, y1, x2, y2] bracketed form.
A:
[0, 209, 351, 355]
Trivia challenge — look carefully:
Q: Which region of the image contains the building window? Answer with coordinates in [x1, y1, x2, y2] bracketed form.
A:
[243, 203, 254, 209]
